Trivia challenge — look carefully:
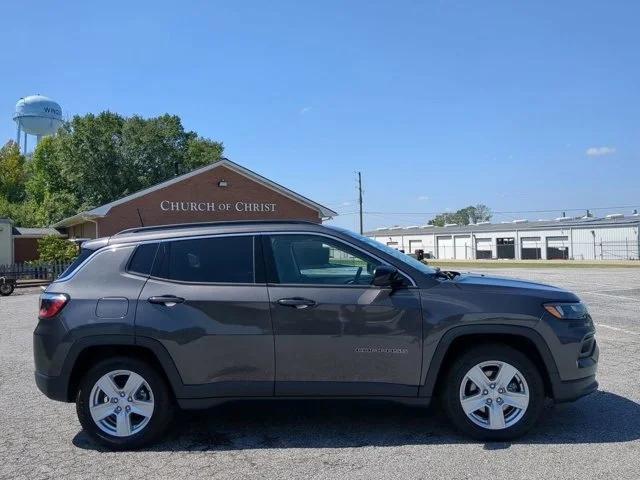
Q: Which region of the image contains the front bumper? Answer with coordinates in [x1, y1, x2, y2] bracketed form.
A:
[550, 337, 599, 402]
[553, 374, 599, 402]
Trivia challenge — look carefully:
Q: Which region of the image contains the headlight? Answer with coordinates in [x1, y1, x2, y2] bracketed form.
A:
[543, 302, 588, 319]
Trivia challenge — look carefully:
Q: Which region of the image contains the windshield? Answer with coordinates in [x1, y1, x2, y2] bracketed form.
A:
[331, 226, 437, 275]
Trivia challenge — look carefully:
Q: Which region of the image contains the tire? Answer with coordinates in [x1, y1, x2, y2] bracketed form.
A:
[441, 344, 545, 441]
[0, 282, 14, 296]
[76, 356, 175, 450]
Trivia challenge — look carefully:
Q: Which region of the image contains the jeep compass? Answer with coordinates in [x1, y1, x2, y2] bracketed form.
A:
[33, 221, 598, 449]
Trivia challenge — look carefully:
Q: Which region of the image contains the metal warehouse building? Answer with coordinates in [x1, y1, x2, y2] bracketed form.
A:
[366, 214, 640, 261]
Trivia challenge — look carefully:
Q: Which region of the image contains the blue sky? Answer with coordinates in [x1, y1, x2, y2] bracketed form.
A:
[1, 0, 638, 231]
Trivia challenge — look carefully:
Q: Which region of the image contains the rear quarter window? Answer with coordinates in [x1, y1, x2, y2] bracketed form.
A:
[57, 248, 94, 280]
[127, 243, 159, 276]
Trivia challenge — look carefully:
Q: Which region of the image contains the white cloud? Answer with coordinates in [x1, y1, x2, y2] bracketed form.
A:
[299, 106, 311, 115]
[586, 146, 616, 157]
[341, 201, 352, 206]
[417, 195, 429, 201]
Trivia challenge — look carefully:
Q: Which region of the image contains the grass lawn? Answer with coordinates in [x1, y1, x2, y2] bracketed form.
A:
[424, 259, 640, 268]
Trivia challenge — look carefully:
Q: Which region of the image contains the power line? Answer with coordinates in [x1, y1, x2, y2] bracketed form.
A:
[359, 204, 640, 216]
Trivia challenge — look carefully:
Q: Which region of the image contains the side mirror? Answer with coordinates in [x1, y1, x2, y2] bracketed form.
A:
[372, 265, 403, 288]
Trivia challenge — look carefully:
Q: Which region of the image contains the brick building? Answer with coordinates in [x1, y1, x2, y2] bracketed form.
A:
[53, 159, 337, 240]
[0, 220, 65, 264]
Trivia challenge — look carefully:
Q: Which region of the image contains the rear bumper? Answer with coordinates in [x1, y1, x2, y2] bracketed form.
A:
[35, 371, 69, 402]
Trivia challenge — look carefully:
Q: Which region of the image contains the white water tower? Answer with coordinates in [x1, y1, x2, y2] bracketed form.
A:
[13, 95, 63, 153]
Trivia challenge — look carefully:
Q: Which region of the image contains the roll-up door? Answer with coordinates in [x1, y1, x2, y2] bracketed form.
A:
[408, 239, 423, 255]
[521, 237, 541, 260]
[547, 236, 569, 260]
[436, 236, 454, 259]
[454, 235, 471, 259]
[475, 238, 492, 259]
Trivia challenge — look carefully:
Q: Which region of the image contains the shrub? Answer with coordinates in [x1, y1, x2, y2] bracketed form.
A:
[37, 236, 78, 262]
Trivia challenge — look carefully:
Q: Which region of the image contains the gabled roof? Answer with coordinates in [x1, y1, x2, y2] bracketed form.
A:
[12, 227, 64, 237]
[53, 158, 337, 228]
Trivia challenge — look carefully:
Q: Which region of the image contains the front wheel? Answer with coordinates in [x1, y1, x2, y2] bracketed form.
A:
[441, 344, 545, 441]
[76, 357, 174, 450]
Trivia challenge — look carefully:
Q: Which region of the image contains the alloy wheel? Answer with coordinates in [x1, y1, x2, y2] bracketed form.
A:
[459, 360, 530, 430]
[89, 369, 155, 437]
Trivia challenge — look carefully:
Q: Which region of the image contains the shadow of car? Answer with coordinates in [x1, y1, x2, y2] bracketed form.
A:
[72, 390, 640, 452]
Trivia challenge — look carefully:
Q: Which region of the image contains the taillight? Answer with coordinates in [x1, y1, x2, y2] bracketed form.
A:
[39, 293, 69, 319]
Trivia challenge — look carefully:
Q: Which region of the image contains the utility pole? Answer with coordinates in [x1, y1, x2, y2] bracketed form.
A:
[357, 171, 363, 234]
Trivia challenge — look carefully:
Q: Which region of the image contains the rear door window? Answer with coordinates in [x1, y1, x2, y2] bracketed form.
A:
[152, 236, 255, 283]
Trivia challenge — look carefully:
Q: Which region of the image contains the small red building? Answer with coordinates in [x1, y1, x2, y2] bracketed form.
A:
[52, 159, 337, 240]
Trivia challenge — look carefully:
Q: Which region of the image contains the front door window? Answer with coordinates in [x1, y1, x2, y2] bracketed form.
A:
[267, 234, 381, 285]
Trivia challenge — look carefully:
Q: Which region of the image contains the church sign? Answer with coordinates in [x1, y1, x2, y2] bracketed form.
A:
[159, 200, 278, 213]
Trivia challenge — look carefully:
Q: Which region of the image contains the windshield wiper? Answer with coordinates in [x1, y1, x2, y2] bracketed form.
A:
[434, 267, 461, 280]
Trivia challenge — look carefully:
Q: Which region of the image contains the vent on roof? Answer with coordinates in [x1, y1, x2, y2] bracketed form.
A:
[375, 227, 387, 231]
[389, 226, 403, 230]
[605, 213, 624, 219]
[555, 216, 573, 221]
[419, 224, 434, 228]
[404, 225, 420, 229]
[444, 223, 458, 227]
[512, 219, 528, 223]
[476, 221, 490, 225]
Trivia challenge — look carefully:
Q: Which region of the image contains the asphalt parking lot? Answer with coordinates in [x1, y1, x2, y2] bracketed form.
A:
[1, 268, 639, 480]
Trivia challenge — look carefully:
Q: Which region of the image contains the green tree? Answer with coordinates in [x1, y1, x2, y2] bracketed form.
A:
[428, 204, 492, 226]
[0, 141, 27, 202]
[58, 111, 128, 208]
[34, 191, 79, 227]
[26, 136, 72, 204]
[185, 135, 225, 171]
[0, 197, 40, 227]
[22, 111, 224, 226]
[37, 236, 78, 262]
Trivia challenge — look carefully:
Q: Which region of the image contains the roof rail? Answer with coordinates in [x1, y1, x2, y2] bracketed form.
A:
[113, 220, 319, 236]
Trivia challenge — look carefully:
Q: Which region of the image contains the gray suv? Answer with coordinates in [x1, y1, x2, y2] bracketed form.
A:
[34, 221, 598, 449]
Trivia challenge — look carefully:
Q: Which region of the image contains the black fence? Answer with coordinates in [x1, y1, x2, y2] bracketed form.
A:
[0, 261, 72, 282]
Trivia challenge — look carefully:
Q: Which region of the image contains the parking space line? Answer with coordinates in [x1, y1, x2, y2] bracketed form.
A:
[578, 291, 640, 302]
[594, 323, 640, 336]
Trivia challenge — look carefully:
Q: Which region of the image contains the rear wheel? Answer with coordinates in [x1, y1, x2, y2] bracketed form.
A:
[441, 344, 545, 441]
[76, 357, 174, 450]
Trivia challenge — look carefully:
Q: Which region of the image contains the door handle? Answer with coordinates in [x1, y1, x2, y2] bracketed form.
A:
[148, 295, 185, 306]
[277, 297, 317, 309]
